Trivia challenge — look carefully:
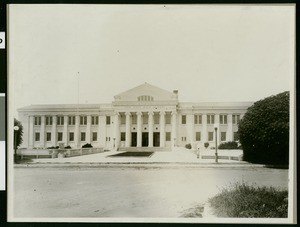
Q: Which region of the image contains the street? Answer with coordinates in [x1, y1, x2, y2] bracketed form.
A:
[13, 165, 288, 218]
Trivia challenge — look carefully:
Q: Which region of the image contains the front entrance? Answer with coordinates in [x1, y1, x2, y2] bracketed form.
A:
[142, 132, 148, 147]
[131, 132, 137, 147]
[153, 132, 160, 147]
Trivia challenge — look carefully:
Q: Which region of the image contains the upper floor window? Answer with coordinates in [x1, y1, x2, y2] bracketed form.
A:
[181, 115, 186, 124]
[106, 116, 111, 125]
[92, 116, 99, 125]
[219, 114, 228, 124]
[165, 114, 171, 124]
[80, 116, 87, 125]
[46, 116, 52, 126]
[131, 114, 137, 124]
[207, 114, 215, 124]
[154, 113, 160, 124]
[194, 115, 202, 124]
[232, 114, 241, 124]
[137, 95, 154, 102]
[120, 114, 126, 125]
[34, 116, 41, 126]
[57, 116, 64, 125]
[69, 116, 75, 125]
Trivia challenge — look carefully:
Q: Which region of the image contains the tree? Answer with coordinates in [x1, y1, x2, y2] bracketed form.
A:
[14, 118, 23, 151]
[238, 92, 289, 165]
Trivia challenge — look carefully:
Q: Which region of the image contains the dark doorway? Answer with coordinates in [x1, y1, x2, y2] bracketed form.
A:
[131, 132, 137, 147]
[142, 132, 149, 147]
[153, 132, 160, 147]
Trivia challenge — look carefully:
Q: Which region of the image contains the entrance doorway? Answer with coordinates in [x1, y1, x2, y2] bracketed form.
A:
[131, 132, 137, 147]
[153, 132, 160, 147]
[142, 132, 149, 147]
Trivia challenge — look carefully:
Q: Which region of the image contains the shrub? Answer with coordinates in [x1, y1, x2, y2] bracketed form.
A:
[185, 143, 192, 149]
[82, 143, 93, 148]
[208, 182, 288, 218]
[64, 145, 72, 149]
[204, 142, 209, 149]
[47, 146, 59, 149]
[238, 91, 289, 165]
[218, 141, 240, 150]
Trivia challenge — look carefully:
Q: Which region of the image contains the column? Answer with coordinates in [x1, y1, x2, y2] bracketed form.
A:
[63, 116, 68, 146]
[98, 115, 106, 147]
[86, 115, 92, 144]
[227, 114, 233, 141]
[148, 111, 154, 147]
[187, 114, 195, 144]
[159, 111, 165, 147]
[171, 111, 177, 147]
[51, 115, 57, 147]
[40, 115, 45, 148]
[114, 113, 120, 149]
[75, 115, 80, 148]
[125, 112, 131, 147]
[202, 114, 207, 143]
[137, 112, 142, 147]
[28, 116, 34, 149]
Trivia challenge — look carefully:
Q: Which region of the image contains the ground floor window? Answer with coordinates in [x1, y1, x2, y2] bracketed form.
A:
[35, 132, 40, 141]
[196, 132, 201, 141]
[81, 132, 86, 141]
[92, 132, 97, 141]
[166, 132, 171, 141]
[120, 132, 126, 141]
[181, 137, 186, 142]
[69, 132, 74, 141]
[106, 137, 110, 141]
[46, 132, 51, 141]
[57, 132, 63, 141]
[221, 132, 226, 141]
[208, 132, 214, 141]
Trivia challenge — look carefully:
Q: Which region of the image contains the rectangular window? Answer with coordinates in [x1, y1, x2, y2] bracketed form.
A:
[181, 137, 186, 142]
[106, 137, 110, 141]
[196, 132, 201, 141]
[233, 115, 241, 124]
[154, 113, 160, 124]
[207, 115, 215, 124]
[57, 132, 63, 141]
[92, 116, 99, 125]
[234, 132, 239, 141]
[194, 115, 202, 124]
[220, 115, 228, 124]
[131, 114, 137, 124]
[81, 132, 86, 141]
[68, 116, 75, 125]
[69, 132, 74, 142]
[208, 132, 214, 141]
[57, 116, 64, 125]
[80, 116, 87, 125]
[165, 114, 171, 124]
[181, 115, 186, 124]
[34, 116, 41, 125]
[92, 132, 97, 141]
[46, 116, 52, 126]
[221, 132, 226, 141]
[106, 116, 111, 125]
[120, 132, 126, 141]
[46, 132, 51, 141]
[166, 132, 171, 141]
[143, 114, 148, 124]
[35, 132, 40, 141]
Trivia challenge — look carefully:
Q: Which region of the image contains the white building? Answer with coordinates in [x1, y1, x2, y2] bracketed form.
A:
[18, 83, 252, 150]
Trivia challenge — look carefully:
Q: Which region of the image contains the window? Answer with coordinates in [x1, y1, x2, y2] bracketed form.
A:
[131, 114, 137, 124]
[46, 132, 51, 141]
[233, 115, 241, 124]
[165, 114, 171, 124]
[92, 132, 97, 141]
[208, 132, 214, 141]
[35, 132, 40, 141]
[120, 114, 126, 125]
[34, 116, 41, 125]
[234, 132, 239, 141]
[221, 132, 226, 141]
[154, 114, 160, 124]
[81, 132, 86, 141]
[194, 115, 202, 124]
[57, 132, 63, 141]
[219, 115, 228, 124]
[181, 115, 186, 124]
[46, 116, 52, 125]
[106, 137, 110, 141]
[166, 132, 171, 141]
[91, 116, 99, 125]
[143, 114, 148, 124]
[106, 116, 111, 125]
[80, 116, 87, 125]
[181, 137, 186, 142]
[57, 116, 64, 125]
[120, 132, 126, 141]
[196, 132, 201, 141]
[69, 132, 74, 142]
[68, 116, 75, 125]
[207, 115, 215, 124]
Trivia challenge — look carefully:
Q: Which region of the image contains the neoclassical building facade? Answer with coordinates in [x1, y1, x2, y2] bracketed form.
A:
[18, 83, 252, 150]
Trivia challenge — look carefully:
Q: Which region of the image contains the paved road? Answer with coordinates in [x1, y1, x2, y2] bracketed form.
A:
[13, 166, 288, 218]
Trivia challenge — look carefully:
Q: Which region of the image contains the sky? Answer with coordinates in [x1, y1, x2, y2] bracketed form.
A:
[8, 4, 295, 118]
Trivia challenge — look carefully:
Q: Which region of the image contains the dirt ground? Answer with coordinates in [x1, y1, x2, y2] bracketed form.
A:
[12, 165, 288, 218]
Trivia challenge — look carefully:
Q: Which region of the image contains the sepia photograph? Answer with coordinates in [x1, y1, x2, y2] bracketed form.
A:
[7, 4, 296, 223]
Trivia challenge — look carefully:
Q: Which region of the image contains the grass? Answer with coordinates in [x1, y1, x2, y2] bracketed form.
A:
[108, 151, 154, 157]
[208, 181, 288, 218]
[14, 155, 33, 164]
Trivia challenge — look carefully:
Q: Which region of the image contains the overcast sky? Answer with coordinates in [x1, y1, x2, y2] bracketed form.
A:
[8, 4, 295, 118]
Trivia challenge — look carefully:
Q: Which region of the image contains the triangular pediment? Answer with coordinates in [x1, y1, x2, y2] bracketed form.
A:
[114, 83, 178, 102]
